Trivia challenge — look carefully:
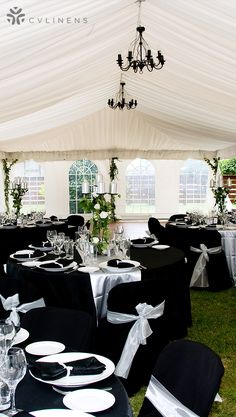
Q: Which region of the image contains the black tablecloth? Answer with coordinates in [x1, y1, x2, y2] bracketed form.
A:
[165, 223, 222, 254]
[15, 371, 132, 417]
[5, 259, 97, 326]
[130, 245, 191, 338]
[0, 223, 76, 268]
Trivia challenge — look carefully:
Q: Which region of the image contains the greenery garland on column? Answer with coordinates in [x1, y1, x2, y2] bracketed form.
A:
[204, 157, 229, 214]
[2, 158, 18, 214]
[109, 157, 120, 222]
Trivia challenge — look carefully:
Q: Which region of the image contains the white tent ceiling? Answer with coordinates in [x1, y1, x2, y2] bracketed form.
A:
[0, 0, 235, 161]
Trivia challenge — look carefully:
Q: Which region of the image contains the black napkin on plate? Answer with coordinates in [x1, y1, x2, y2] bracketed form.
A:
[107, 259, 133, 268]
[13, 250, 42, 259]
[29, 356, 106, 381]
[42, 259, 73, 269]
[131, 237, 154, 244]
[31, 241, 52, 248]
[107, 258, 121, 267]
[117, 261, 134, 268]
[14, 412, 32, 417]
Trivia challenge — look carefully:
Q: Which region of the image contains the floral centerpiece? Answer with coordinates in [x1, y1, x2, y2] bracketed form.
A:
[204, 157, 230, 215]
[80, 192, 113, 253]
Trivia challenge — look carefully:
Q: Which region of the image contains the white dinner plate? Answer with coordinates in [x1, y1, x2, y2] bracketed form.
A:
[152, 244, 170, 250]
[78, 267, 99, 273]
[131, 239, 158, 248]
[29, 244, 53, 252]
[10, 250, 46, 262]
[63, 388, 115, 413]
[13, 328, 29, 345]
[25, 341, 65, 356]
[29, 352, 115, 387]
[99, 260, 140, 273]
[36, 261, 77, 272]
[22, 261, 40, 267]
[30, 409, 94, 417]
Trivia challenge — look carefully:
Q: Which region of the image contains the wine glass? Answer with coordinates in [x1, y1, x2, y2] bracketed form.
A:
[76, 237, 89, 265]
[0, 320, 16, 355]
[46, 230, 57, 251]
[0, 347, 27, 416]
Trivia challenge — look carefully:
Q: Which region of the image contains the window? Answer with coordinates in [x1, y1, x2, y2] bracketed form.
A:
[69, 159, 98, 213]
[179, 159, 208, 208]
[13, 160, 45, 211]
[126, 159, 155, 213]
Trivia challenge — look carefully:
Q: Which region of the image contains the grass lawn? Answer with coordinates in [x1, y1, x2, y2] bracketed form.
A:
[130, 286, 236, 417]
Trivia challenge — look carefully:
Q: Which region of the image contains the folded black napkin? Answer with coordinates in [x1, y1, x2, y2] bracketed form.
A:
[14, 412, 32, 417]
[29, 356, 106, 381]
[117, 261, 134, 268]
[13, 250, 42, 259]
[131, 237, 154, 244]
[31, 241, 52, 248]
[107, 258, 121, 267]
[42, 259, 73, 269]
[107, 259, 133, 268]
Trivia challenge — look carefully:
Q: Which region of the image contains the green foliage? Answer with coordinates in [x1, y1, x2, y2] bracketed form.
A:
[219, 158, 236, 175]
[80, 193, 113, 253]
[2, 158, 18, 214]
[109, 157, 120, 222]
[214, 186, 229, 213]
[10, 184, 28, 217]
[204, 157, 220, 175]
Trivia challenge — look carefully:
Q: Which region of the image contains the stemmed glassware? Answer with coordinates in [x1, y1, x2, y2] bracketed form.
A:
[0, 320, 16, 355]
[0, 321, 17, 412]
[76, 237, 89, 265]
[46, 229, 57, 251]
[0, 347, 27, 416]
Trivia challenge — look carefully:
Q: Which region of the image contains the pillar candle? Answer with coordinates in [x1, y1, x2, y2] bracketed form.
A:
[82, 181, 89, 194]
[97, 182, 105, 194]
[110, 181, 117, 194]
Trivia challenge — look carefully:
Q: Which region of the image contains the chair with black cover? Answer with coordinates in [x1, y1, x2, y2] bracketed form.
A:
[138, 339, 224, 417]
[148, 217, 168, 243]
[96, 279, 170, 396]
[49, 215, 58, 221]
[186, 228, 233, 291]
[0, 277, 45, 325]
[21, 306, 95, 352]
[67, 215, 85, 227]
[168, 213, 186, 222]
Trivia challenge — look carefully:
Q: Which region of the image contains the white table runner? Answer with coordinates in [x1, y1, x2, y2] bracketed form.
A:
[89, 268, 141, 319]
[218, 228, 236, 283]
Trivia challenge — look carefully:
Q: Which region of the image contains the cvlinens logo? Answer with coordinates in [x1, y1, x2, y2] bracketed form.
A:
[7, 6, 25, 25]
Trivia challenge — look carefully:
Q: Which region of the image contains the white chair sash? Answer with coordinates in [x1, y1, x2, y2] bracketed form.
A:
[107, 301, 165, 379]
[145, 374, 200, 417]
[0, 293, 45, 327]
[190, 244, 222, 287]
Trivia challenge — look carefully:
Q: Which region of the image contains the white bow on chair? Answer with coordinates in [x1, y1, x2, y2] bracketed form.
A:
[190, 244, 222, 288]
[0, 293, 45, 327]
[107, 301, 165, 379]
[145, 374, 200, 417]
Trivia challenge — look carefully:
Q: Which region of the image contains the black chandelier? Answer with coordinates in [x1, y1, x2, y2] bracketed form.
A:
[117, 25, 165, 73]
[108, 81, 137, 110]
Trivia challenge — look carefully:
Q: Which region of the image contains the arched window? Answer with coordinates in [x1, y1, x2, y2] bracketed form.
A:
[179, 159, 209, 207]
[13, 160, 45, 212]
[126, 159, 155, 213]
[69, 159, 98, 213]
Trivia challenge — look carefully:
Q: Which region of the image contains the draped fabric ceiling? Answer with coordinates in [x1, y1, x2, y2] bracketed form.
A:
[0, 0, 235, 162]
